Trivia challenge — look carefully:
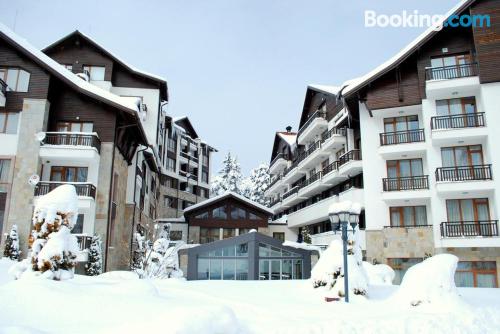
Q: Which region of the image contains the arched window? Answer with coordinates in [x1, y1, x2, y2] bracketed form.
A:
[212, 206, 227, 220]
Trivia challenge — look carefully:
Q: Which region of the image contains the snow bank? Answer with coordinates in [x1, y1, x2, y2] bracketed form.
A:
[283, 241, 322, 254]
[363, 262, 395, 285]
[329, 200, 362, 216]
[391, 254, 463, 308]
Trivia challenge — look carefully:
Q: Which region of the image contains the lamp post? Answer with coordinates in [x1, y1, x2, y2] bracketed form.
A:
[329, 205, 360, 303]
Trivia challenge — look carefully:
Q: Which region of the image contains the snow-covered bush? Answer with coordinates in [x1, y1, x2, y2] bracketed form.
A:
[241, 163, 270, 205]
[3, 224, 20, 261]
[85, 235, 103, 276]
[391, 254, 462, 308]
[362, 262, 395, 285]
[311, 226, 368, 298]
[12, 185, 79, 280]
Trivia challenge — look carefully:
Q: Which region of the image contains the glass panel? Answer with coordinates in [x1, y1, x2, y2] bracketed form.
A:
[50, 167, 62, 182]
[212, 206, 227, 220]
[293, 260, 302, 279]
[249, 212, 259, 220]
[415, 206, 427, 226]
[282, 249, 291, 257]
[436, 100, 450, 116]
[235, 259, 248, 280]
[476, 202, 490, 221]
[443, 56, 457, 67]
[223, 228, 235, 239]
[195, 212, 208, 219]
[475, 261, 496, 270]
[410, 159, 423, 176]
[441, 148, 455, 167]
[387, 162, 398, 178]
[236, 243, 248, 257]
[270, 260, 281, 280]
[90, 66, 105, 81]
[6, 69, 17, 90]
[457, 261, 473, 270]
[17, 70, 30, 92]
[476, 274, 497, 288]
[270, 247, 281, 257]
[259, 243, 270, 257]
[455, 271, 474, 287]
[66, 167, 76, 182]
[446, 200, 461, 222]
[209, 259, 222, 280]
[0, 114, 5, 132]
[282, 260, 292, 280]
[223, 259, 235, 280]
[391, 208, 401, 227]
[449, 99, 462, 115]
[231, 207, 246, 220]
[399, 160, 411, 177]
[197, 259, 210, 280]
[403, 207, 413, 227]
[5, 113, 19, 134]
[460, 200, 474, 221]
[71, 214, 84, 234]
[259, 260, 270, 280]
[407, 116, 419, 130]
[77, 168, 88, 182]
[431, 58, 444, 68]
[222, 245, 235, 257]
[395, 117, 407, 131]
[0, 160, 11, 182]
[454, 147, 468, 166]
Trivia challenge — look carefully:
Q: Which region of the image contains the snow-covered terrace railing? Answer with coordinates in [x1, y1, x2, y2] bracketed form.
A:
[42, 132, 101, 153]
[35, 182, 97, 199]
[425, 62, 478, 81]
[440, 220, 499, 238]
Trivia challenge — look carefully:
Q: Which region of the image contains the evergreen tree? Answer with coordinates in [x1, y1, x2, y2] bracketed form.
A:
[3, 225, 20, 261]
[301, 226, 312, 244]
[211, 152, 244, 196]
[241, 163, 271, 205]
[85, 235, 103, 276]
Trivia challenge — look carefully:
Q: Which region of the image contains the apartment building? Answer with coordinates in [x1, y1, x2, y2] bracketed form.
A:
[266, 0, 500, 287]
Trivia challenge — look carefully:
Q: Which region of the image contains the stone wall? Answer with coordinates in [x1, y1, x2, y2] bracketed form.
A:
[365, 226, 435, 263]
[3, 99, 50, 256]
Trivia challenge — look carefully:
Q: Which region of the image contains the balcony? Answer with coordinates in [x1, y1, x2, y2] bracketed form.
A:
[180, 151, 199, 165]
[269, 153, 289, 175]
[435, 165, 494, 195]
[34, 182, 96, 199]
[281, 185, 307, 208]
[425, 63, 480, 99]
[269, 196, 281, 209]
[378, 129, 426, 158]
[321, 127, 347, 152]
[383, 175, 429, 191]
[297, 111, 328, 145]
[440, 221, 499, 238]
[321, 161, 345, 186]
[0, 78, 6, 107]
[430, 113, 487, 146]
[297, 171, 328, 198]
[338, 150, 363, 176]
[287, 195, 338, 228]
[281, 160, 306, 185]
[40, 132, 101, 161]
[298, 140, 329, 172]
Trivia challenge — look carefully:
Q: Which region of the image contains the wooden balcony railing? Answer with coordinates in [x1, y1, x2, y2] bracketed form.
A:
[321, 127, 347, 142]
[440, 221, 499, 238]
[297, 110, 326, 138]
[322, 161, 339, 176]
[338, 150, 362, 167]
[34, 182, 97, 199]
[435, 165, 492, 182]
[382, 175, 429, 191]
[431, 112, 485, 130]
[425, 62, 479, 80]
[43, 132, 101, 154]
[380, 129, 425, 146]
[76, 235, 93, 251]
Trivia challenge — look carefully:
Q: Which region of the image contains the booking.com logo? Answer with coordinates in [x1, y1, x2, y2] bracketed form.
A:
[365, 10, 491, 31]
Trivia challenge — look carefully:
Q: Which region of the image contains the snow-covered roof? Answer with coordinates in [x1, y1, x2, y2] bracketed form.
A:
[277, 132, 297, 146]
[0, 23, 145, 118]
[183, 191, 274, 215]
[342, 0, 471, 97]
[307, 84, 341, 96]
[43, 30, 167, 84]
[155, 217, 186, 223]
[172, 116, 187, 122]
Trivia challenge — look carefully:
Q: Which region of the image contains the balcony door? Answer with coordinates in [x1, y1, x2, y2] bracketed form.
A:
[435, 97, 479, 128]
[430, 53, 472, 78]
[383, 116, 419, 145]
[446, 198, 492, 236]
[386, 159, 424, 191]
[441, 145, 483, 167]
[50, 166, 88, 183]
[56, 122, 93, 132]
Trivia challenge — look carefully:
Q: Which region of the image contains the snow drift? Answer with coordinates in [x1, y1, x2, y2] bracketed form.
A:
[363, 262, 395, 285]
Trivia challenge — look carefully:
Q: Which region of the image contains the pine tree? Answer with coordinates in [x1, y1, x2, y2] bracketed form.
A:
[211, 152, 244, 196]
[301, 226, 312, 244]
[241, 163, 271, 205]
[85, 235, 102, 276]
[3, 225, 21, 261]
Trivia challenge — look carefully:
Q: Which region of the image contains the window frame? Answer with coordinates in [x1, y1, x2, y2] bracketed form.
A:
[389, 206, 428, 227]
[49, 166, 88, 182]
[455, 261, 498, 288]
[441, 145, 484, 168]
[445, 198, 490, 223]
[0, 112, 19, 134]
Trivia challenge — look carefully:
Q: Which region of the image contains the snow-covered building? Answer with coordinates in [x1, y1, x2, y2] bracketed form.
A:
[266, 0, 500, 287]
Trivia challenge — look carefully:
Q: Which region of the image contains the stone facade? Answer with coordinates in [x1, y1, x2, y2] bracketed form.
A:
[3, 99, 50, 255]
[365, 227, 435, 264]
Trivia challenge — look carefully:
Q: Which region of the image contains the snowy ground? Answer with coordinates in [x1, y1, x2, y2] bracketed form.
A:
[0, 258, 499, 334]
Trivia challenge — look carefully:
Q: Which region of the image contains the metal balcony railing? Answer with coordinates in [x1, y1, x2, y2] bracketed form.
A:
[322, 161, 339, 176]
[34, 182, 97, 199]
[321, 127, 347, 142]
[282, 186, 299, 200]
[431, 112, 485, 130]
[425, 62, 479, 80]
[338, 150, 362, 167]
[380, 129, 425, 146]
[270, 153, 289, 168]
[440, 221, 498, 238]
[297, 110, 326, 138]
[382, 175, 429, 191]
[298, 171, 322, 190]
[43, 132, 101, 154]
[436, 165, 492, 182]
[269, 197, 281, 207]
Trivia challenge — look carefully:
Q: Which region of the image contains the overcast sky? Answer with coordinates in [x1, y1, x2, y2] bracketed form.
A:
[0, 0, 458, 175]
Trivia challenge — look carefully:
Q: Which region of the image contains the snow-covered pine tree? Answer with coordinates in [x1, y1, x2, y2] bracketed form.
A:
[211, 152, 244, 196]
[3, 224, 20, 261]
[241, 163, 271, 205]
[301, 226, 312, 244]
[85, 235, 102, 276]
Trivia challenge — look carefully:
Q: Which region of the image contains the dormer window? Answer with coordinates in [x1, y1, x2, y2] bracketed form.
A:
[0, 67, 30, 92]
[82, 65, 105, 81]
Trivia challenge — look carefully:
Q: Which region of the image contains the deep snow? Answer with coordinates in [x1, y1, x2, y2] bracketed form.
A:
[0, 258, 499, 334]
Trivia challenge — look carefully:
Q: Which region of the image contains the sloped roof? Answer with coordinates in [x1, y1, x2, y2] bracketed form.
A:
[43, 30, 169, 100]
[277, 132, 297, 146]
[183, 191, 274, 215]
[307, 84, 340, 96]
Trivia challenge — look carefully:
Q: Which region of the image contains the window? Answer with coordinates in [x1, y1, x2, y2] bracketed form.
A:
[455, 261, 498, 288]
[200, 227, 220, 244]
[203, 155, 209, 166]
[436, 97, 476, 116]
[182, 200, 194, 210]
[164, 196, 177, 209]
[388, 258, 423, 284]
[167, 158, 176, 172]
[71, 214, 84, 234]
[167, 138, 176, 152]
[0, 68, 30, 92]
[384, 115, 419, 133]
[223, 228, 236, 239]
[231, 206, 247, 220]
[164, 176, 178, 189]
[50, 166, 88, 182]
[390, 206, 427, 227]
[249, 212, 260, 220]
[441, 145, 483, 167]
[0, 159, 11, 184]
[63, 64, 73, 71]
[170, 231, 183, 241]
[273, 232, 285, 242]
[56, 121, 93, 132]
[0, 112, 20, 134]
[82, 65, 105, 81]
[335, 148, 345, 161]
[202, 170, 209, 183]
[430, 53, 473, 78]
[212, 206, 227, 220]
[195, 211, 209, 219]
[259, 259, 302, 280]
[446, 198, 490, 223]
[197, 243, 249, 280]
[387, 159, 423, 178]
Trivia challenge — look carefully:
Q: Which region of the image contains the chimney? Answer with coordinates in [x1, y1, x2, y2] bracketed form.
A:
[286, 126, 292, 133]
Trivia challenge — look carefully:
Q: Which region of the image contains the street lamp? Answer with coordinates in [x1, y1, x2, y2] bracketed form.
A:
[329, 201, 361, 303]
